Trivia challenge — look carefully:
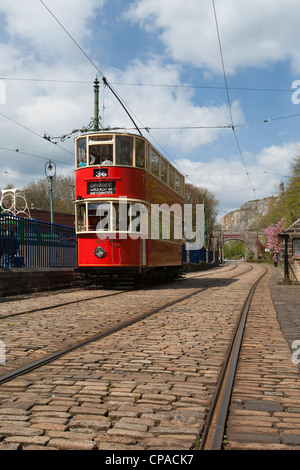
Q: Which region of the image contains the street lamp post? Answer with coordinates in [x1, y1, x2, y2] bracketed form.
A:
[45, 160, 56, 224]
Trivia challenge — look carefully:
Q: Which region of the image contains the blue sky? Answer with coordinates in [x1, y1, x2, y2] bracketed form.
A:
[1, 0, 300, 220]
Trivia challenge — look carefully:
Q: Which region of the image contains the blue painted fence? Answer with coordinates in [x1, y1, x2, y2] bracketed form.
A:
[183, 244, 215, 264]
[0, 213, 76, 268]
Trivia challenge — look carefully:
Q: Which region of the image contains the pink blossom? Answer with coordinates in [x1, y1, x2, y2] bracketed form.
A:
[262, 218, 285, 254]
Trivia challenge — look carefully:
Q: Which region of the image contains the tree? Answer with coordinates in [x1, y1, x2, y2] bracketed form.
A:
[283, 156, 300, 225]
[256, 155, 300, 229]
[24, 174, 75, 214]
[184, 183, 218, 246]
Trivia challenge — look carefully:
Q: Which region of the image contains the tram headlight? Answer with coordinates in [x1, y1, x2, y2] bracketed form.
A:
[94, 246, 107, 259]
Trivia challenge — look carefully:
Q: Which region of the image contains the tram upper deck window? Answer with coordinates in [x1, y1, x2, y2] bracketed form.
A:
[161, 159, 168, 184]
[169, 167, 175, 189]
[135, 138, 145, 168]
[77, 138, 87, 167]
[175, 173, 182, 193]
[89, 144, 113, 165]
[151, 149, 159, 177]
[89, 135, 113, 143]
[116, 136, 133, 166]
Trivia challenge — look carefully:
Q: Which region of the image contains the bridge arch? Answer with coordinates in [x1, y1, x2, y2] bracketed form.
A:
[219, 230, 266, 261]
[223, 234, 245, 260]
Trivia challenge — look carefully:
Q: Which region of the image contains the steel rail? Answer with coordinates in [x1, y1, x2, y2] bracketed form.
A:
[0, 264, 240, 320]
[0, 290, 125, 320]
[0, 266, 251, 386]
[199, 266, 267, 450]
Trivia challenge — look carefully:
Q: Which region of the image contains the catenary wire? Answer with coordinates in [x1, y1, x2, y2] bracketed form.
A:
[38, 0, 292, 192]
[38, 0, 192, 179]
[0, 111, 74, 157]
[39, 0, 145, 138]
[0, 77, 295, 94]
[212, 0, 257, 199]
[0, 145, 73, 166]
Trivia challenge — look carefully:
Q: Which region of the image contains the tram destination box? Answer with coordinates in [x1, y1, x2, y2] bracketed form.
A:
[87, 181, 116, 195]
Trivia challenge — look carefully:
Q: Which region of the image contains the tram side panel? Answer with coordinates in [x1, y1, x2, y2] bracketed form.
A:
[143, 172, 184, 269]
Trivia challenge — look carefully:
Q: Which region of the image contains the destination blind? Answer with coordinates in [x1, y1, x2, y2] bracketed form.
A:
[87, 181, 116, 195]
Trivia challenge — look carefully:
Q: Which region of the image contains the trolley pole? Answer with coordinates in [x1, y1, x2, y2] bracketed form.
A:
[94, 76, 100, 131]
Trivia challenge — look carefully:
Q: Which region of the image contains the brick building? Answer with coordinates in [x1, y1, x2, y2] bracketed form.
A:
[30, 209, 75, 228]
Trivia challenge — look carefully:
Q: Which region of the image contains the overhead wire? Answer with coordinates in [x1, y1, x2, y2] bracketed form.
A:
[39, 0, 270, 190]
[0, 145, 73, 166]
[0, 169, 44, 182]
[0, 77, 295, 94]
[38, 0, 191, 179]
[39, 0, 144, 138]
[0, 111, 74, 157]
[212, 0, 257, 199]
[3, 76, 300, 129]
[13, 1, 293, 192]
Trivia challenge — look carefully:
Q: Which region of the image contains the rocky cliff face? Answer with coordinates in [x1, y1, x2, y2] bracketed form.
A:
[220, 197, 275, 232]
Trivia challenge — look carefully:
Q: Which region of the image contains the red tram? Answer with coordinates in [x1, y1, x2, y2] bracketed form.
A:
[74, 131, 185, 286]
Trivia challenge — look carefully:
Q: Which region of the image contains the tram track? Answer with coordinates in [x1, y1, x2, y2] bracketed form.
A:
[0, 263, 238, 320]
[0, 262, 268, 451]
[0, 263, 252, 387]
[0, 290, 125, 320]
[199, 265, 267, 450]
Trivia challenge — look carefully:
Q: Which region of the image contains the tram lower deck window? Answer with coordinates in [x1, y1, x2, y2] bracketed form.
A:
[76, 204, 86, 231]
[88, 203, 110, 231]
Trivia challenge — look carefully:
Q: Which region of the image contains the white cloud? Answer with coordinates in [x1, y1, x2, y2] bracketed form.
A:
[0, 0, 298, 222]
[126, 0, 300, 74]
[102, 58, 245, 154]
[0, 0, 105, 63]
[176, 140, 299, 219]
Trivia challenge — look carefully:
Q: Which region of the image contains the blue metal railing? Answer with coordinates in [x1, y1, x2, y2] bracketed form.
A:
[0, 213, 76, 268]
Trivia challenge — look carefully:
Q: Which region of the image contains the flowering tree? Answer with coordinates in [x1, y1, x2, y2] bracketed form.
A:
[262, 218, 285, 254]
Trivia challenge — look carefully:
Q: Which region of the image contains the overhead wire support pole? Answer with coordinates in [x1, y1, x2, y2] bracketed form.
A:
[94, 76, 100, 131]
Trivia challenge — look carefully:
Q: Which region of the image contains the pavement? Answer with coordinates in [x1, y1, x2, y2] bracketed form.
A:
[269, 264, 300, 354]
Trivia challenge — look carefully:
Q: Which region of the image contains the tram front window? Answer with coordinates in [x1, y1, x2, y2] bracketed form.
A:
[89, 144, 113, 165]
[116, 136, 133, 166]
[77, 138, 87, 167]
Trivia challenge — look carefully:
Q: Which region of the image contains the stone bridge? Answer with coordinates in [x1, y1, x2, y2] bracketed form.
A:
[212, 229, 266, 260]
